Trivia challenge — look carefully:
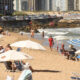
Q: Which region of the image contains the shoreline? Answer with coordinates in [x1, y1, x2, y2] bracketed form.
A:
[0, 32, 80, 80]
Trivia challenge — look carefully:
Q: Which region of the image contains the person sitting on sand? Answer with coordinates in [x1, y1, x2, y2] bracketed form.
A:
[60, 43, 68, 55]
[14, 61, 34, 72]
[60, 43, 69, 56]
[4, 61, 17, 71]
[48, 35, 54, 51]
[0, 45, 5, 53]
[22, 61, 34, 72]
[5, 44, 12, 51]
[67, 45, 76, 60]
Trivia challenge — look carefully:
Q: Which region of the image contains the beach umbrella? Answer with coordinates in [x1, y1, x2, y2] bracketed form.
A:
[0, 50, 32, 62]
[67, 39, 80, 47]
[11, 40, 27, 47]
[25, 40, 46, 50]
[75, 50, 80, 55]
[0, 50, 33, 80]
[11, 40, 46, 50]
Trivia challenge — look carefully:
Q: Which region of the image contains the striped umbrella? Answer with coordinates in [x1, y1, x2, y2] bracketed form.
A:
[67, 39, 80, 47]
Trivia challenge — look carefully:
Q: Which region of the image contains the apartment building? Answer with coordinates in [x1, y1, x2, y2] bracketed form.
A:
[0, 0, 14, 15]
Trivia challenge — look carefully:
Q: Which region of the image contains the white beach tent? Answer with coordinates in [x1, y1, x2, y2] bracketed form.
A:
[0, 50, 32, 62]
[11, 40, 46, 50]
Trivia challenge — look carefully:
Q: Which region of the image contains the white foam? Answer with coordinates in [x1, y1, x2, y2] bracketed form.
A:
[44, 36, 49, 38]
[47, 32, 68, 35]
[53, 36, 69, 40]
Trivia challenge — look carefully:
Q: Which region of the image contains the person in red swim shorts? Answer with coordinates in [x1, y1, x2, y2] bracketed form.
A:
[48, 35, 54, 51]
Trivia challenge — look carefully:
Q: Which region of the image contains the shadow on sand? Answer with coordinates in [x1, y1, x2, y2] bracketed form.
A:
[33, 69, 61, 73]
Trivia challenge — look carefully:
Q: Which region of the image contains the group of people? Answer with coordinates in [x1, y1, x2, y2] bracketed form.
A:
[46, 34, 79, 61]
[60, 44, 78, 60]
[0, 44, 12, 54]
[0, 44, 34, 72]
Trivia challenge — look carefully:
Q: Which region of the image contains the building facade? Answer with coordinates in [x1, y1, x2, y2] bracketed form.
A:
[13, 0, 80, 12]
[13, 0, 28, 11]
[68, 0, 74, 11]
[74, 0, 80, 11]
[67, 0, 80, 11]
[0, 0, 14, 15]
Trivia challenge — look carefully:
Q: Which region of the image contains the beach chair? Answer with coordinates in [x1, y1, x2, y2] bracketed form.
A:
[18, 69, 32, 80]
[71, 72, 80, 80]
[14, 61, 23, 71]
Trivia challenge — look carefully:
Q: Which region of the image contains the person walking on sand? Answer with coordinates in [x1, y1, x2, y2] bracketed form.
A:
[30, 29, 34, 38]
[48, 35, 54, 51]
[42, 31, 44, 38]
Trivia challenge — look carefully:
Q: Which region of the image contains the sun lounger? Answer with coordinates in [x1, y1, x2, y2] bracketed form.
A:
[18, 69, 32, 80]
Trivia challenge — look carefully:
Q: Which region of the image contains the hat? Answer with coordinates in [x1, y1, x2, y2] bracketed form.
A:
[69, 44, 73, 48]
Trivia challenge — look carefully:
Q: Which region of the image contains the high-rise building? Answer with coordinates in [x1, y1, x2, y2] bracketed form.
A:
[13, 0, 80, 12]
[67, 0, 80, 11]
[52, 0, 57, 11]
[68, 0, 74, 11]
[34, 0, 47, 11]
[79, 0, 80, 10]
[0, 0, 14, 15]
[56, 0, 68, 11]
[13, 0, 28, 11]
[74, 0, 80, 11]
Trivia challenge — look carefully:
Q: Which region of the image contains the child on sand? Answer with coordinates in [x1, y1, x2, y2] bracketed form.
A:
[30, 29, 34, 38]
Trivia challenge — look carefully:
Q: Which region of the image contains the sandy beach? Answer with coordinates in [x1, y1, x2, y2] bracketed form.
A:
[0, 32, 80, 80]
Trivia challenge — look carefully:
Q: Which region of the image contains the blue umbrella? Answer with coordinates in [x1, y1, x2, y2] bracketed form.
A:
[67, 39, 80, 47]
[77, 55, 80, 59]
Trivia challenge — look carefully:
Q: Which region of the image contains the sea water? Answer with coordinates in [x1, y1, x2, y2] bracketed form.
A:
[25, 27, 80, 52]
